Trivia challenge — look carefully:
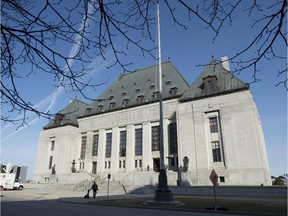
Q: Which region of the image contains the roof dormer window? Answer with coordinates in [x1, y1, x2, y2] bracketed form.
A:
[150, 84, 155, 89]
[109, 102, 116, 109]
[153, 91, 160, 99]
[137, 95, 144, 103]
[203, 75, 218, 94]
[86, 107, 92, 114]
[122, 99, 129, 107]
[55, 113, 65, 124]
[170, 85, 178, 96]
[122, 91, 127, 96]
[97, 105, 103, 112]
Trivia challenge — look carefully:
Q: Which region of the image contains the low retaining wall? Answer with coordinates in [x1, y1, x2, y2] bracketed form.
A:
[170, 186, 287, 197]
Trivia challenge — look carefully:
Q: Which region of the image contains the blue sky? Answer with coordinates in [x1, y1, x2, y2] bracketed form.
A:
[1, 1, 287, 179]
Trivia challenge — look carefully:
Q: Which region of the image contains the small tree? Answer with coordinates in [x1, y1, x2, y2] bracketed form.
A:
[272, 176, 286, 186]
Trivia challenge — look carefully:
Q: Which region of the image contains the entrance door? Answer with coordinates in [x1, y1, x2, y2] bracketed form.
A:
[153, 158, 160, 172]
[92, 162, 97, 174]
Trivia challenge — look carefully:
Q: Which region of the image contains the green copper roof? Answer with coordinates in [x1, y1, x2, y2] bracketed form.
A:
[43, 60, 250, 129]
[180, 60, 249, 101]
[84, 61, 190, 116]
[44, 99, 88, 129]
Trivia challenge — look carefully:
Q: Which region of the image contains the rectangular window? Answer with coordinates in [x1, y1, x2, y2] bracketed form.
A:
[92, 134, 99, 156]
[135, 160, 138, 168]
[105, 133, 112, 158]
[212, 141, 222, 162]
[209, 117, 218, 133]
[80, 136, 87, 160]
[169, 123, 178, 153]
[51, 140, 55, 151]
[135, 128, 143, 156]
[119, 131, 127, 157]
[139, 159, 142, 168]
[48, 156, 53, 169]
[151, 125, 160, 151]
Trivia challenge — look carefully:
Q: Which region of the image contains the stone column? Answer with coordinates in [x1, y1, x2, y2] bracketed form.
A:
[163, 119, 169, 168]
[97, 129, 106, 173]
[85, 131, 93, 173]
[111, 127, 119, 174]
[142, 122, 152, 171]
[125, 124, 134, 173]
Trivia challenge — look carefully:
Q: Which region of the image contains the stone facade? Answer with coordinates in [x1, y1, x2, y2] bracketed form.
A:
[33, 60, 271, 186]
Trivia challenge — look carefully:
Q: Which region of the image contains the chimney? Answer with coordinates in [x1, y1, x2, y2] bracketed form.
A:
[221, 56, 230, 71]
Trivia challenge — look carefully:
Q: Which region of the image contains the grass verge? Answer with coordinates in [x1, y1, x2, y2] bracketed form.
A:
[89, 195, 287, 215]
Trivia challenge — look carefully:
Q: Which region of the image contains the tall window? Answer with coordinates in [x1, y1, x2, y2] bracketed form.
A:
[119, 131, 127, 157]
[92, 134, 99, 156]
[51, 140, 55, 151]
[212, 141, 222, 162]
[105, 132, 112, 158]
[80, 136, 87, 160]
[209, 117, 218, 133]
[151, 126, 160, 151]
[135, 128, 143, 156]
[48, 156, 53, 169]
[169, 122, 178, 154]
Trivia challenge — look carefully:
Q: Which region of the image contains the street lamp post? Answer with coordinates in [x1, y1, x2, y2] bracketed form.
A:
[154, 0, 173, 203]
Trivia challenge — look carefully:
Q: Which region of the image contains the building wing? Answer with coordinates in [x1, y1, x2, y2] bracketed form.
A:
[44, 99, 89, 129]
[180, 60, 249, 101]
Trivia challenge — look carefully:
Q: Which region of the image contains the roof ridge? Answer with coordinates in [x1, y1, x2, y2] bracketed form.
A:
[119, 61, 171, 78]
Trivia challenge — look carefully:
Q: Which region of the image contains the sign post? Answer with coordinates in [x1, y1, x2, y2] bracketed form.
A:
[209, 169, 219, 210]
[107, 174, 111, 200]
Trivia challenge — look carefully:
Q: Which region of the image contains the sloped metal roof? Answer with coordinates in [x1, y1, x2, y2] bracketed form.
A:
[85, 61, 190, 116]
[180, 60, 249, 101]
[44, 99, 88, 129]
[43, 60, 250, 129]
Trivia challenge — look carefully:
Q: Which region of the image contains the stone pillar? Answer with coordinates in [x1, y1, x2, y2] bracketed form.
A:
[163, 119, 169, 168]
[142, 122, 152, 171]
[97, 129, 106, 173]
[85, 131, 93, 173]
[111, 127, 119, 174]
[126, 124, 134, 173]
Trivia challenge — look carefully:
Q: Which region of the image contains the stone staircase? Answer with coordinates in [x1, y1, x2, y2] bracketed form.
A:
[122, 184, 155, 195]
[73, 179, 126, 195]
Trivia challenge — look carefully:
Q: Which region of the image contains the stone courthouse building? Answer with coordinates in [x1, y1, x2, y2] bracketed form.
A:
[33, 58, 271, 186]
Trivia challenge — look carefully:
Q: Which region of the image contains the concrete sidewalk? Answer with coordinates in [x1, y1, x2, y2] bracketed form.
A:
[58, 194, 151, 204]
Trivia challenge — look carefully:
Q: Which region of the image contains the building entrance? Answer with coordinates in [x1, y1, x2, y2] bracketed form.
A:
[153, 158, 160, 172]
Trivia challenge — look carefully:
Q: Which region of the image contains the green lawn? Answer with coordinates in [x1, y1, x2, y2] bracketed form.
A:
[90, 195, 287, 215]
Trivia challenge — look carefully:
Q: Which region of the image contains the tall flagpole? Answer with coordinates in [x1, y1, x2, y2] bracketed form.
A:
[157, 0, 164, 172]
[154, 0, 173, 203]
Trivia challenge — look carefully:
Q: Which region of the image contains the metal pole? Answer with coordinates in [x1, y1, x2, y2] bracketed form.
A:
[106, 179, 110, 200]
[157, 0, 164, 172]
[154, 0, 173, 202]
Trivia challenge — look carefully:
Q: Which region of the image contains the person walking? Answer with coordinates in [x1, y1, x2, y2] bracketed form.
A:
[91, 182, 98, 198]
